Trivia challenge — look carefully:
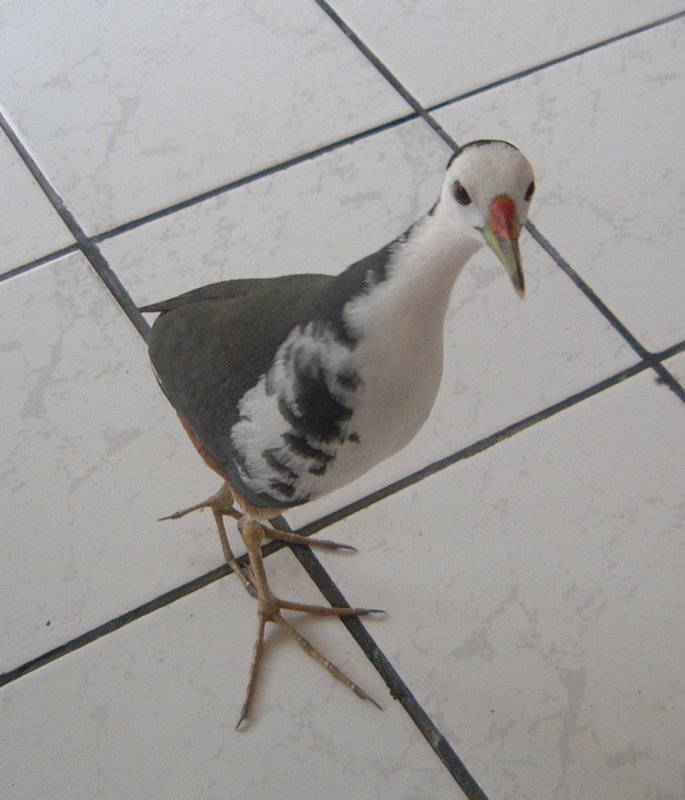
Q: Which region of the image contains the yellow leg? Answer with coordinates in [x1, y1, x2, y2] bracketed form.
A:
[159, 482, 255, 597]
[236, 517, 382, 729]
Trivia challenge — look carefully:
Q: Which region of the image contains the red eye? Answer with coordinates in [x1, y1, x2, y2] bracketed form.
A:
[453, 181, 471, 206]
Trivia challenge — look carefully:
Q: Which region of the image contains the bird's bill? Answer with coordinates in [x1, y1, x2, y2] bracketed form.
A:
[483, 196, 525, 298]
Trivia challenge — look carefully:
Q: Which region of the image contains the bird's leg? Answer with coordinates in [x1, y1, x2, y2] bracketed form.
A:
[159, 482, 256, 597]
[236, 516, 382, 729]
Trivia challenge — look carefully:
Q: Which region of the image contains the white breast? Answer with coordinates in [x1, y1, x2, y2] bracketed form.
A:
[340, 281, 446, 463]
[231, 213, 480, 505]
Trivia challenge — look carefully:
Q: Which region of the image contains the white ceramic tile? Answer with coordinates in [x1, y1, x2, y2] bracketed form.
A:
[312, 370, 685, 800]
[329, 0, 683, 106]
[0, 254, 258, 673]
[435, 17, 685, 354]
[105, 120, 635, 527]
[0, 131, 73, 273]
[0, 0, 409, 235]
[0, 549, 463, 800]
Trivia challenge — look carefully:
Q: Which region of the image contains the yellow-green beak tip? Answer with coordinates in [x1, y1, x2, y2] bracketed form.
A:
[485, 196, 525, 299]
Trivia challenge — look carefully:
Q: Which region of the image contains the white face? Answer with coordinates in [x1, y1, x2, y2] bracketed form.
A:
[442, 140, 535, 235]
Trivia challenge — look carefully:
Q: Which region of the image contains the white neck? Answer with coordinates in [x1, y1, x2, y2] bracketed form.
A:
[344, 203, 483, 339]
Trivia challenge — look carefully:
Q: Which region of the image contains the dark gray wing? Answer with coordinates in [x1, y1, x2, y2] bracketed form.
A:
[146, 273, 332, 424]
[145, 274, 343, 506]
[139, 278, 277, 313]
[143, 245, 394, 507]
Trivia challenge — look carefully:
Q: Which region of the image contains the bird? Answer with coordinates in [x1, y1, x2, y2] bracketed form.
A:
[141, 139, 535, 727]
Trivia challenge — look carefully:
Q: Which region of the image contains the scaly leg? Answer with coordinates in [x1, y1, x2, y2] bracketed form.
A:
[159, 482, 255, 596]
[236, 516, 382, 729]
[159, 482, 357, 597]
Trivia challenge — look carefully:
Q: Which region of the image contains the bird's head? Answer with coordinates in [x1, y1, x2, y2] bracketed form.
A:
[441, 140, 535, 297]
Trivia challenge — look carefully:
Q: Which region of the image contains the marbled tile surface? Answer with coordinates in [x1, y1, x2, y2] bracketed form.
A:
[1, 2, 683, 798]
[0, 550, 461, 800]
[0, 254, 230, 670]
[0, 0, 409, 234]
[313, 370, 685, 799]
[328, 0, 685, 104]
[0, 131, 73, 273]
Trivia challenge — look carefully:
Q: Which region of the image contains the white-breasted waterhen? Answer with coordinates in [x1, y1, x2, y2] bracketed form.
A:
[141, 139, 535, 727]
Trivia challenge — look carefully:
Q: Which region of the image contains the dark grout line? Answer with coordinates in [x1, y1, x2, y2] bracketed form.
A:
[0, 111, 150, 341]
[0, 565, 227, 687]
[656, 340, 685, 361]
[93, 114, 416, 243]
[527, 223, 685, 406]
[0, 244, 79, 284]
[313, 0, 457, 151]
[645, 340, 685, 402]
[427, 9, 685, 114]
[651, 362, 685, 402]
[526, 222, 650, 358]
[290, 543, 490, 800]
[82, 238, 150, 338]
[294, 360, 649, 538]
[648, 341, 685, 400]
[0, 540, 284, 689]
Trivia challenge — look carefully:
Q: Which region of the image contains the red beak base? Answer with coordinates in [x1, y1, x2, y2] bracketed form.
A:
[489, 196, 519, 240]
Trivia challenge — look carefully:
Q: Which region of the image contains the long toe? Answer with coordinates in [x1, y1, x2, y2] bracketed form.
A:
[260, 525, 357, 552]
[277, 598, 385, 616]
[159, 482, 238, 521]
[273, 612, 382, 711]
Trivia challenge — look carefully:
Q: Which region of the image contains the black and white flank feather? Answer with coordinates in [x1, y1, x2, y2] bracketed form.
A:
[142, 140, 535, 512]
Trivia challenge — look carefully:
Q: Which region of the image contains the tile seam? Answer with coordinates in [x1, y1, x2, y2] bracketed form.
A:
[3, 10, 682, 272]
[527, 223, 685, 405]
[427, 9, 685, 112]
[0, 359, 655, 688]
[313, 0, 456, 148]
[290, 542, 490, 800]
[0, 244, 79, 284]
[0, 541, 284, 688]
[92, 115, 416, 243]
[0, 111, 149, 340]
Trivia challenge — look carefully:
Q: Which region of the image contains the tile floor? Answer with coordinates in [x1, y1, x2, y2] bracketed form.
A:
[1, 2, 684, 799]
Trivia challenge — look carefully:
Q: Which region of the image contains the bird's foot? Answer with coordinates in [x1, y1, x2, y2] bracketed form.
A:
[158, 481, 239, 522]
[236, 517, 383, 729]
[159, 482, 256, 597]
[260, 523, 357, 553]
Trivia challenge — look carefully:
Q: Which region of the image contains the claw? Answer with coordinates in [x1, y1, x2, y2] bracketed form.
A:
[261, 525, 357, 553]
